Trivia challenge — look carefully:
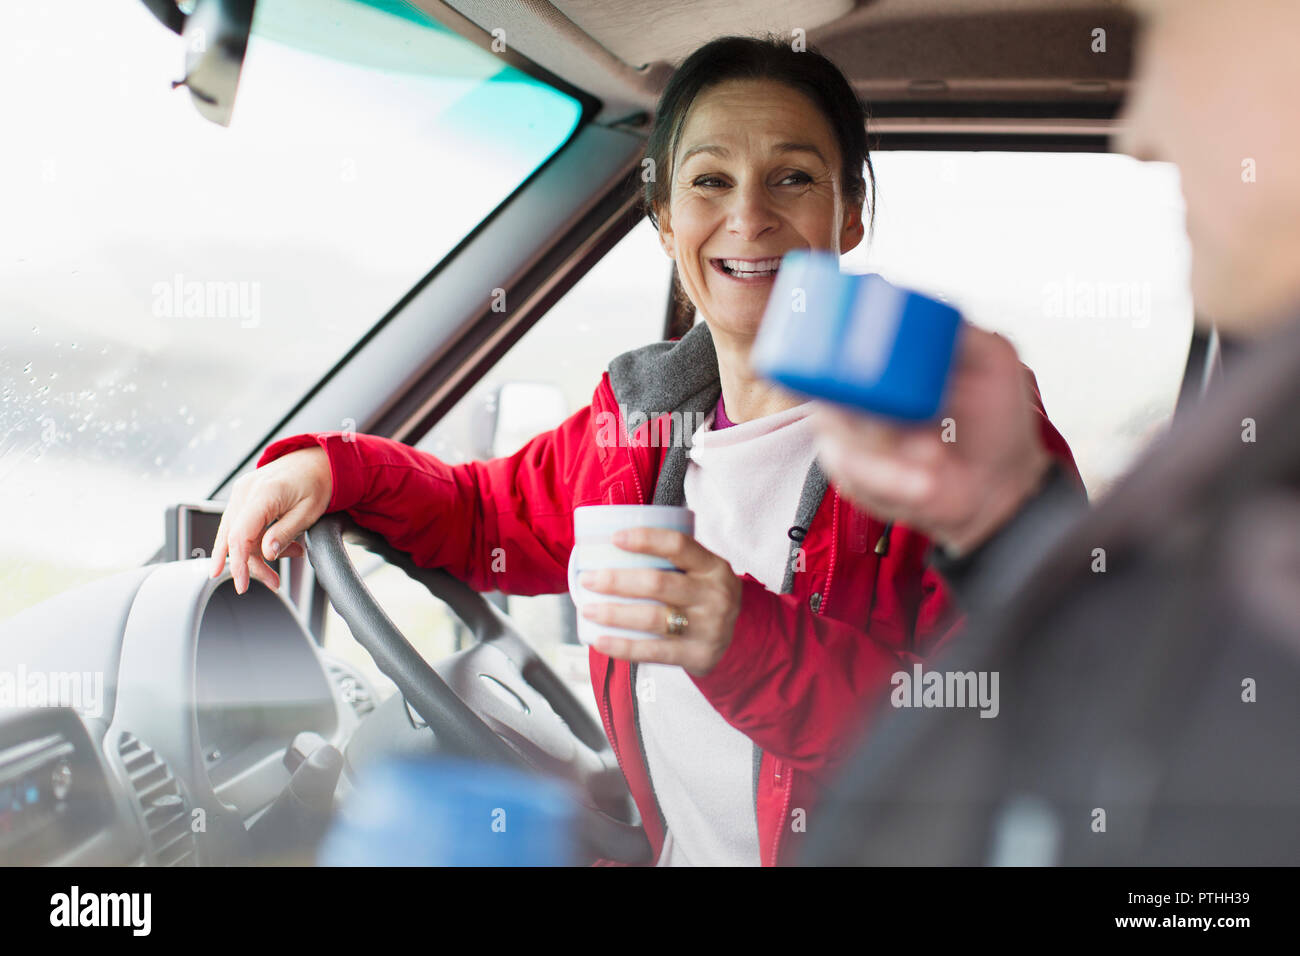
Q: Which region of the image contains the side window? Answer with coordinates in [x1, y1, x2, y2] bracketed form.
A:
[844, 151, 1194, 498]
[420, 218, 673, 460]
[320, 218, 672, 703]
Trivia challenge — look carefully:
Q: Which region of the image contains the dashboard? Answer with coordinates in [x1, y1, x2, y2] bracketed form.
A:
[194, 583, 337, 791]
[0, 707, 115, 865]
[0, 559, 377, 866]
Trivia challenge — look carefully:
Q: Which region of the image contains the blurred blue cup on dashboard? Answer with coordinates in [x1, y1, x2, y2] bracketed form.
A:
[318, 756, 577, 866]
[751, 251, 963, 422]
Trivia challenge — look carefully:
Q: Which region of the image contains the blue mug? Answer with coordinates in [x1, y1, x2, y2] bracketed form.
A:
[751, 251, 963, 422]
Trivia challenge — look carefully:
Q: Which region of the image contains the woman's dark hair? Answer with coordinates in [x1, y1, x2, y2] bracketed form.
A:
[642, 34, 876, 236]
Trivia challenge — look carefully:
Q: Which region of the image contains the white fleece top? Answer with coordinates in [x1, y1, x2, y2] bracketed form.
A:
[638, 399, 819, 866]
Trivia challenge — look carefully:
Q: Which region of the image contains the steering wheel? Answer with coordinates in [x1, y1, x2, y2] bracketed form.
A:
[302, 513, 651, 864]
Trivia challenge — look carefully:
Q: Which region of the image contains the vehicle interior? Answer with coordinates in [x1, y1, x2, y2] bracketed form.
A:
[0, 0, 1209, 866]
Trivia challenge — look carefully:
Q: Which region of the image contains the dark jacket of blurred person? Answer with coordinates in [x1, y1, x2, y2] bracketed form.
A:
[805, 311, 1300, 865]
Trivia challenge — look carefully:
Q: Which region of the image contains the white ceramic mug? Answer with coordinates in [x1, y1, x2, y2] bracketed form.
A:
[567, 505, 695, 645]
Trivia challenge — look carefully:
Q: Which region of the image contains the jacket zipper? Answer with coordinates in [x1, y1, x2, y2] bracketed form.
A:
[588, 410, 664, 858]
[629, 661, 669, 856]
[769, 757, 797, 866]
[595, 395, 640, 817]
[626, 425, 665, 851]
[768, 492, 839, 865]
[629, 438, 648, 504]
[819, 490, 842, 616]
[597, 661, 629, 793]
[597, 658, 667, 869]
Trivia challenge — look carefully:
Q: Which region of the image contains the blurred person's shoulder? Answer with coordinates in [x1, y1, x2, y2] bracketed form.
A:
[975, 310, 1300, 864]
[808, 311, 1300, 867]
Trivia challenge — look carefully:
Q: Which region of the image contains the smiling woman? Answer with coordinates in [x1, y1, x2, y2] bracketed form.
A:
[0, 0, 581, 621]
[643, 38, 874, 371]
[653, 74, 868, 423]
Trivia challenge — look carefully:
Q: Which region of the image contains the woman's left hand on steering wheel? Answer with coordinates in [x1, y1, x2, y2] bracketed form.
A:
[577, 528, 742, 677]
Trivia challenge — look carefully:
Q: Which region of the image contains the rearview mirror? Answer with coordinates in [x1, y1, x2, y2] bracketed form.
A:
[140, 0, 256, 127]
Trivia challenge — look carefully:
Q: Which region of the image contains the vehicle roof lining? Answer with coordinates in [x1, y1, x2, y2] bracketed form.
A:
[424, 0, 1137, 131]
[421, 0, 669, 122]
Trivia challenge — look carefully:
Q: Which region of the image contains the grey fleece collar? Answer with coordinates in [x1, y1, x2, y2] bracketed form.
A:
[605, 320, 830, 595]
[607, 319, 723, 425]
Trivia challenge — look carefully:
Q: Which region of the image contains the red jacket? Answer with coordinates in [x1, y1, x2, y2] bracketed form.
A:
[256, 325, 1076, 866]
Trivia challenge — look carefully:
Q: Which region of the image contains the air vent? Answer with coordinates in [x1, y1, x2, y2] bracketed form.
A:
[325, 662, 374, 717]
[117, 733, 197, 866]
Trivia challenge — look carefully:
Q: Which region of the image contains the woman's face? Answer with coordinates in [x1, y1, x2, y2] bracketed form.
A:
[658, 77, 865, 339]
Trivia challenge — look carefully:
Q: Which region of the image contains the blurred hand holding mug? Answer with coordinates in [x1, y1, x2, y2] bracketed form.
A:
[751, 252, 1057, 556]
[813, 328, 1056, 558]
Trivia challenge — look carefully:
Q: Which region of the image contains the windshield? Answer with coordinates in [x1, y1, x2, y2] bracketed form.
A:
[0, 0, 582, 621]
